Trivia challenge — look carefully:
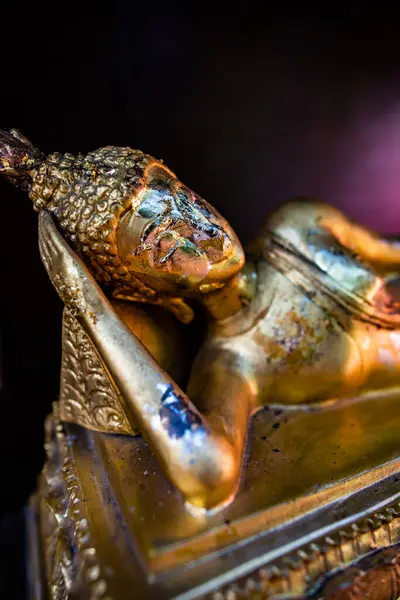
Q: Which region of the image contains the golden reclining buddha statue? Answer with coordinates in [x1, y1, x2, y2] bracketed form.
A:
[2, 128, 400, 599]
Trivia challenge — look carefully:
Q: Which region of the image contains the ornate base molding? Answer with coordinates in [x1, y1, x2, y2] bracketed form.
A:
[27, 400, 400, 599]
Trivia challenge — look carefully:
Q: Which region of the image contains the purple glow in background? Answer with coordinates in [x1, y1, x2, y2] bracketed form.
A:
[174, 27, 400, 239]
[332, 95, 400, 232]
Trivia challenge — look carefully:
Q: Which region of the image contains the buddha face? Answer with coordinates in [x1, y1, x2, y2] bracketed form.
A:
[116, 163, 245, 295]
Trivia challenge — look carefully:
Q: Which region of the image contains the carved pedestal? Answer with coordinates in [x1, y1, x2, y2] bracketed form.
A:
[27, 391, 400, 600]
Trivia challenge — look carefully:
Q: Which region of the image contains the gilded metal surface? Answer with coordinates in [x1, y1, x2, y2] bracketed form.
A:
[33, 196, 400, 510]
[27, 399, 400, 599]
[212, 546, 400, 599]
[60, 307, 133, 434]
[38, 404, 111, 599]
[60, 301, 185, 434]
[2, 129, 400, 598]
[0, 129, 243, 323]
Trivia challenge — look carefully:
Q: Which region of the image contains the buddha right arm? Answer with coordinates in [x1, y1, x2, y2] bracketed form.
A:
[38, 210, 251, 510]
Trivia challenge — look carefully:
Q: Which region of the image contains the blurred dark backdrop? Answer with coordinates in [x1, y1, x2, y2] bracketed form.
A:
[2, 1, 400, 518]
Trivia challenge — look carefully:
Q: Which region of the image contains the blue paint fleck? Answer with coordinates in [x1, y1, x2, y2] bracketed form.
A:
[159, 385, 203, 439]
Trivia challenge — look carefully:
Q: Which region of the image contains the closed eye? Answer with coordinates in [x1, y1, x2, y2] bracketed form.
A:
[142, 220, 158, 242]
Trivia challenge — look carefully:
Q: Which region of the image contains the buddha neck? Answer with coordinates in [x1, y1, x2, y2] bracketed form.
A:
[199, 261, 257, 321]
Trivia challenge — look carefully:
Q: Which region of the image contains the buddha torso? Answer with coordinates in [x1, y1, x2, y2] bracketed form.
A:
[189, 200, 400, 407]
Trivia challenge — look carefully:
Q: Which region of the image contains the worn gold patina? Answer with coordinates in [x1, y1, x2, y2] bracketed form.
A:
[2, 128, 400, 598]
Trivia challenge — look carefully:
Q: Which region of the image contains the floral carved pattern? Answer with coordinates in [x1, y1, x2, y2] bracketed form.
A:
[60, 308, 134, 435]
[209, 504, 400, 599]
[39, 404, 111, 600]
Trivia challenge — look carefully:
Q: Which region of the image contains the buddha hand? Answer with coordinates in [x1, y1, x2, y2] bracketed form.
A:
[38, 210, 103, 321]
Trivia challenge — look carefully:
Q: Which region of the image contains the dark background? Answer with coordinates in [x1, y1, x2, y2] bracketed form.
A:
[2, 2, 400, 596]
